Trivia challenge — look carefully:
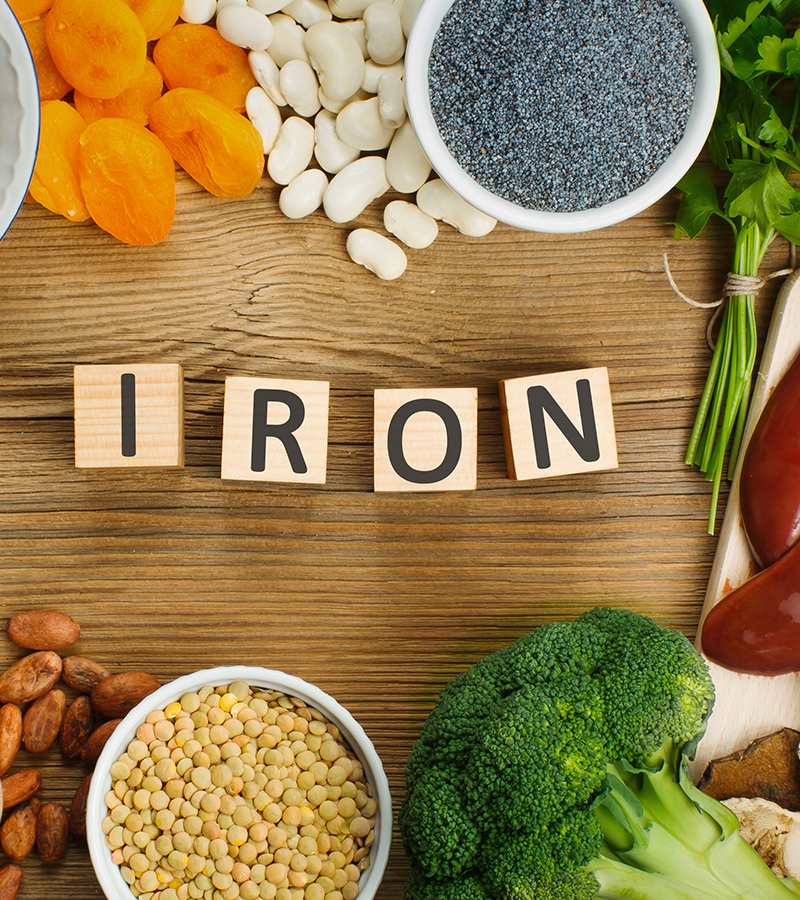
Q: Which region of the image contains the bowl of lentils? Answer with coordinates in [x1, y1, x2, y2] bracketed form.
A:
[86, 666, 392, 900]
[404, 0, 719, 233]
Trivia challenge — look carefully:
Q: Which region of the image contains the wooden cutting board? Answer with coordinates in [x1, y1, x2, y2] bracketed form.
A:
[692, 269, 800, 779]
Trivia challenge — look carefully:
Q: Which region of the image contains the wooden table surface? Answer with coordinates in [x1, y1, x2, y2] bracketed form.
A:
[0, 174, 792, 899]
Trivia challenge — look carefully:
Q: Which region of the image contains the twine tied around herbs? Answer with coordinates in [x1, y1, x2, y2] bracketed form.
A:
[662, 250, 796, 350]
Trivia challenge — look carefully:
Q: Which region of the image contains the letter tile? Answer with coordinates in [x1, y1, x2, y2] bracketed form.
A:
[499, 367, 617, 480]
[221, 376, 330, 484]
[74, 364, 184, 468]
[374, 387, 477, 491]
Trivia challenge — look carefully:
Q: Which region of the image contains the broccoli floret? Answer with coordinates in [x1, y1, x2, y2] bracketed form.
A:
[404, 867, 491, 900]
[478, 809, 602, 900]
[466, 677, 608, 832]
[400, 607, 800, 900]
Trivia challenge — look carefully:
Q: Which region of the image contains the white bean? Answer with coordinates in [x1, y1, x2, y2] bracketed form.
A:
[267, 116, 315, 185]
[279, 59, 321, 117]
[249, 0, 293, 11]
[279, 169, 329, 218]
[208, 0, 491, 277]
[305, 21, 365, 101]
[336, 97, 395, 151]
[385, 119, 430, 194]
[180, 0, 216, 23]
[323, 156, 389, 223]
[248, 50, 287, 106]
[268, 13, 310, 66]
[362, 1, 404, 65]
[216, 5, 274, 50]
[245, 86, 282, 153]
[341, 18, 368, 57]
[416, 179, 497, 237]
[282, 0, 331, 26]
[314, 109, 360, 173]
[361, 58, 403, 94]
[318, 86, 369, 114]
[399, 0, 424, 37]
[346, 229, 407, 280]
[327, 0, 371, 17]
[383, 199, 438, 249]
[377, 72, 404, 128]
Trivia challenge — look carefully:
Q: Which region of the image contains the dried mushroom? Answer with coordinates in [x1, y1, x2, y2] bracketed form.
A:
[699, 728, 800, 810]
[722, 797, 800, 879]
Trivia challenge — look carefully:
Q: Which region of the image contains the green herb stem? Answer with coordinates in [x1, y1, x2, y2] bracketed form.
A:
[686, 220, 773, 534]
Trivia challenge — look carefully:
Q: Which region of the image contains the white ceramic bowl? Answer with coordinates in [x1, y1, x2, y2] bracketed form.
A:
[0, 0, 40, 240]
[404, 0, 720, 233]
[87, 665, 393, 900]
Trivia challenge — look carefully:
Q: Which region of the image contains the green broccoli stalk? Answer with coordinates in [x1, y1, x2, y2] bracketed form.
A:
[400, 607, 800, 900]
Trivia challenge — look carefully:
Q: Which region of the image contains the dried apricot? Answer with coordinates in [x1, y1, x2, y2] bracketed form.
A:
[74, 59, 163, 127]
[28, 100, 91, 222]
[149, 88, 265, 199]
[45, 0, 147, 100]
[123, 0, 182, 41]
[21, 15, 71, 101]
[153, 24, 257, 113]
[78, 117, 176, 245]
[9, 0, 54, 23]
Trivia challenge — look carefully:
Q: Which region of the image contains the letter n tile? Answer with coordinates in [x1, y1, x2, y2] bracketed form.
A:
[499, 367, 618, 480]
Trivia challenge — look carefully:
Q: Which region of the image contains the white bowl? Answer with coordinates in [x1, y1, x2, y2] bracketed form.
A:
[404, 0, 720, 233]
[87, 665, 393, 900]
[0, 0, 40, 241]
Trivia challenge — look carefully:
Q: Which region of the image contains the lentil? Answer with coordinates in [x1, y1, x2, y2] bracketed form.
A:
[105, 684, 375, 900]
[427, 0, 696, 212]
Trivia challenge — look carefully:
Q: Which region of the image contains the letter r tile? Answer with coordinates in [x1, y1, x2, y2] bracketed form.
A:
[221, 376, 330, 484]
[499, 367, 618, 480]
[74, 364, 184, 468]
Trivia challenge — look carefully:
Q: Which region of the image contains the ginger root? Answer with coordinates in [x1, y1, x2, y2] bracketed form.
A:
[724, 796, 800, 879]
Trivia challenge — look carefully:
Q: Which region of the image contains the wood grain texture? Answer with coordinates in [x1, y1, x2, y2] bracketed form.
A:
[0, 174, 793, 898]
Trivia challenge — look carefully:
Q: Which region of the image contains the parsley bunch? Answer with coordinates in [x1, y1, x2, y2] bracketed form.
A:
[675, 0, 800, 533]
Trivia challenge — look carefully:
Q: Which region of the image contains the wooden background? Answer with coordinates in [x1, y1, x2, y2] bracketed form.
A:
[0, 172, 791, 898]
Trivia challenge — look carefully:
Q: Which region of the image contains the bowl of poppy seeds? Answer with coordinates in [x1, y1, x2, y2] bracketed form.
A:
[404, 0, 719, 233]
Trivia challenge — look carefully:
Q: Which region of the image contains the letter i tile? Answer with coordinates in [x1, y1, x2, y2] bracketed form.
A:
[73, 364, 184, 468]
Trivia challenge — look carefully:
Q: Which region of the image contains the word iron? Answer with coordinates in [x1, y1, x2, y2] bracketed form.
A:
[73, 364, 618, 491]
